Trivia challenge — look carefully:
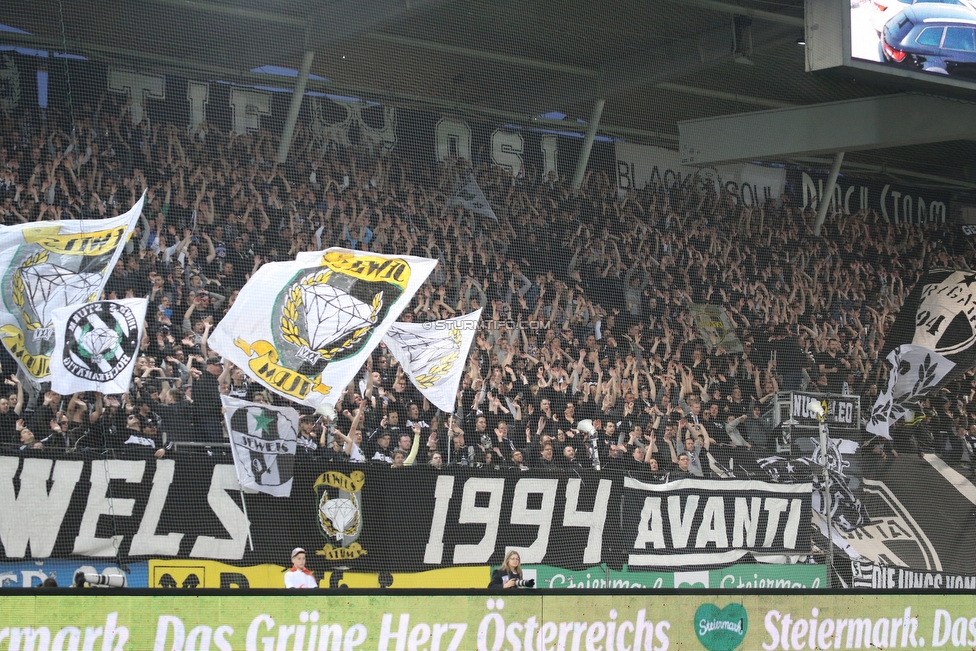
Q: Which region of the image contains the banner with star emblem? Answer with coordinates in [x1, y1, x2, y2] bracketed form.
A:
[0, 194, 145, 384]
[209, 248, 437, 410]
[382, 308, 482, 413]
[49, 298, 148, 395]
[867, 268, 976, 439]
[221, 395, 300, 497]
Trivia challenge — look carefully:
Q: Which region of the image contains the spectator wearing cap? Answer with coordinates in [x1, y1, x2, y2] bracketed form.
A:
[284, 548, 316, 589]
[370, 430, 394, 463]
[121, 412, 166, 459]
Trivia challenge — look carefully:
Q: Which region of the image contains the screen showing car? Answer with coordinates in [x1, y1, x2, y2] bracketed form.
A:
[851, 0, 976, 79]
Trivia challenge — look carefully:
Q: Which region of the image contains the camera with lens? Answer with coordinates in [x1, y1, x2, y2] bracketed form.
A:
[74, 572, 125, 588]
[513, 578, 535, 588]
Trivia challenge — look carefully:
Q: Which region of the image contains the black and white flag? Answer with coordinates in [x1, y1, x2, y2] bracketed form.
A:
[448, 171, 498, 223]
[383, 308, 481, 412]
[758, 436, 868, 534]
[868, 269, 976, 439]
[50, 298, 148, 395]
[221, 395, 300, 497]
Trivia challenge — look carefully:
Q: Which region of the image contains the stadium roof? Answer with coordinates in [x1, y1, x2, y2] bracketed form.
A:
[5, 0, 976, 190]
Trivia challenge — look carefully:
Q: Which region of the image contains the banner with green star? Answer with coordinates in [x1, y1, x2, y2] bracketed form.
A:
[221, 395, 300, 497]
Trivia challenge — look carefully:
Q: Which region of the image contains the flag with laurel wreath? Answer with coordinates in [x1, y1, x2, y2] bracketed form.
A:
[209, 248, 437, 410]
[0, 194, 144, 384]
[383, 308, 482, 413]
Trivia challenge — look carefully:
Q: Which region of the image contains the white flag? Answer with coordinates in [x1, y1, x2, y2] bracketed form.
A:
[210, 248, 437, 410]
[221, 395, 299, 497]
[50, 298, 148, 395]
[866, 344, 955, 440]
[448, 171, 498, 222]
[383, 309, 482, 413]
[0, 194, 145, 383]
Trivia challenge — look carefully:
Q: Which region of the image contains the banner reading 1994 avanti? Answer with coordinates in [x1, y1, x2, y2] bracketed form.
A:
[1, 594, 975, 651]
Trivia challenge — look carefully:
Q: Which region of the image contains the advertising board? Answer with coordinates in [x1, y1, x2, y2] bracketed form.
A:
[1, 594, 975, 650]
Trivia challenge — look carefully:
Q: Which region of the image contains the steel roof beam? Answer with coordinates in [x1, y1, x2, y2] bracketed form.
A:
[664, 0, 804, 27]
[679, 93, 976, 164]
[515, 20, 798, 114]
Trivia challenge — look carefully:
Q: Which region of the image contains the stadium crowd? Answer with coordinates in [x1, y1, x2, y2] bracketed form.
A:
[2, 95, 976, 478]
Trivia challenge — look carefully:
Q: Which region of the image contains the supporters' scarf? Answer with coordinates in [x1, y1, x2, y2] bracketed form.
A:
[290, 565, 314, 576]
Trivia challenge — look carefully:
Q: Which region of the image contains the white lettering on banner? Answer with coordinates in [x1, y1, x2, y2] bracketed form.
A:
[107, 69, 165, 125]
[215, 612, 367, 651]
[189, 464, 250, 559]
[932, 609, 976, 648]
[424, 476, 611, 566]
[801, 172, 947, 225]
[490, 129, 525, 178]
[229, 88, 271, 135]
[627, 478, 810, 566]
[0, 614, 128, 651]
[73, 460, 145, 557]
[129, 459, 184, 556]
[0, 457, 82, 558]
[540, 135, 558, 177]
[563, 478, 612, 565]
[855, 560, 976, 590]
[732, 497, 762, 548]
[615, 142, 786, 207]
[0, 457, 253, 562]
[379, 614, 465, 651]
[452, 478, 505, 564]
[762, 607, 932, 650]
[308, 99, 398, 154]
[791, 394, 856, 425]
[186, 81, 210, 135]
[154, 615, 235, 651]
[506, 478, 557, 564]
[423, 475, 456, 565]
[435, 118, 472, 163]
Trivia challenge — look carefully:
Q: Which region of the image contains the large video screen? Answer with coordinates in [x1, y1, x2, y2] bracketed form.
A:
[851, 0, 976, 79]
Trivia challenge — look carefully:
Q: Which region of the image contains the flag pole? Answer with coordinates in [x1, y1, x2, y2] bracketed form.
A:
[446, 413, 455, 466]
[239, 487, 255, 552]
[223, 401, 256, 553]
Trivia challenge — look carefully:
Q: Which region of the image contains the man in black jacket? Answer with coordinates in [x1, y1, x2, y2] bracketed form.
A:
[191, 357, 224, 442]
[153, 387, 194, 442]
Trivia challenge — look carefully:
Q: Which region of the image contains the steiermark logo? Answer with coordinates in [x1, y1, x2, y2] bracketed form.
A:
[695, 603, 748, 651]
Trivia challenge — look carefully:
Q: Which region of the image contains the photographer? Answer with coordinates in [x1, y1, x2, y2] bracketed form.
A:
[488, 551, 535, 589]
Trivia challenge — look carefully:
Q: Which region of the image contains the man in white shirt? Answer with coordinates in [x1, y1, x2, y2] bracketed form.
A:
[284, 548, 317, 589]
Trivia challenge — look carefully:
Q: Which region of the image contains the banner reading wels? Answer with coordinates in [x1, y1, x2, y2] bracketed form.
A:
[2, 594, 976, 651]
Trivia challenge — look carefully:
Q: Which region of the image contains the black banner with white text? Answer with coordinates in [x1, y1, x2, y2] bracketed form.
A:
[622, 477, 813, 567]
[0, 453, 816, 571]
